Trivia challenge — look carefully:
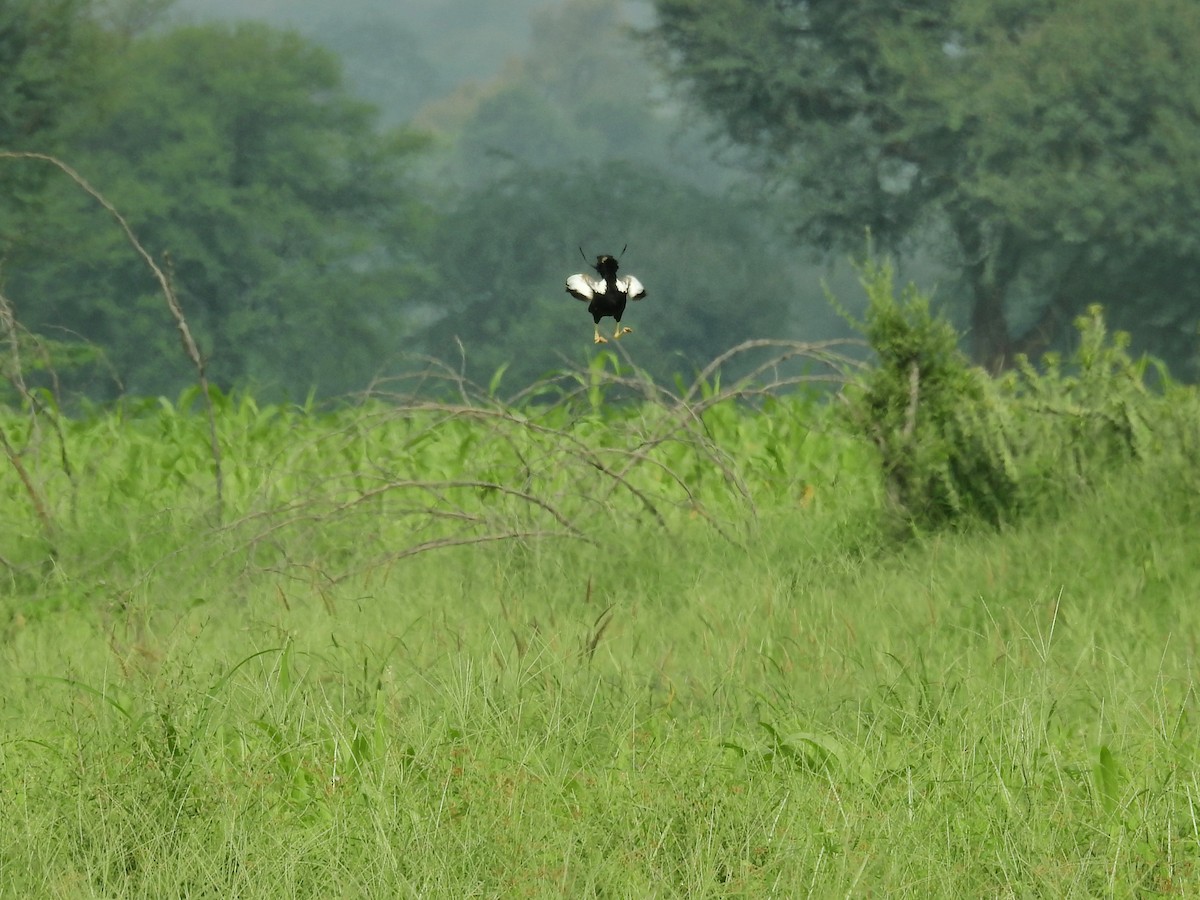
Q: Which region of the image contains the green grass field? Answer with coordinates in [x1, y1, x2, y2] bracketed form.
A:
[3, 348, 1200, 897]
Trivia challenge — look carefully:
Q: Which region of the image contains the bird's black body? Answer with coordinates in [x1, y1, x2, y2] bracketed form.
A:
[565, 252, 647, 344]
[586, 255, 628, 325]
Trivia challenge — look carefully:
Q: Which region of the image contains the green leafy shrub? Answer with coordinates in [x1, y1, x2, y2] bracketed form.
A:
[1001, 307, 1159, 492]
[842, 259, 1194, 532]
[840, 257, 1018, 528]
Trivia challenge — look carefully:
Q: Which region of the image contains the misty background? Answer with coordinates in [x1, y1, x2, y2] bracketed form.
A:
[0, 0, 864, 401]
[3, 0, 1195, 402]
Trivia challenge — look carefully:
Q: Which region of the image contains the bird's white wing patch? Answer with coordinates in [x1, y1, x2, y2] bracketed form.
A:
[620, 275, 646, 301]
[566, 273, 603, 301]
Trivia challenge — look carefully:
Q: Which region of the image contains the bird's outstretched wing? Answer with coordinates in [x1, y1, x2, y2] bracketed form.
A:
[566, 273, 605, 301]
[619, 275, 646, 301]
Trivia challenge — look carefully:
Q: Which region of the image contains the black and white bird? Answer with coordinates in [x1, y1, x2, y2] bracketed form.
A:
[565, 251, 647, 344]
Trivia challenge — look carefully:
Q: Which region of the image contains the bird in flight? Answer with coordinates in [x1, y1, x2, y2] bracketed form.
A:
[565, 250, 647, 344]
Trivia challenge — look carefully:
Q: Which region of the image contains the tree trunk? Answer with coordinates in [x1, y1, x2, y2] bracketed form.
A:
[1011, 248, 1090, 361]
[970, 282, 1013, 373]
[956, 216, 1021, 373]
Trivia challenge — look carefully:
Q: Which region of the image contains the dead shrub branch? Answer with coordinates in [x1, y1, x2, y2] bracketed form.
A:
[0, 151, 224, 521]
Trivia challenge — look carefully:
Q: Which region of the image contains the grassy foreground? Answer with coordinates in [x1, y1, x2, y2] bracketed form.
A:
[2, 367, 1200, 897]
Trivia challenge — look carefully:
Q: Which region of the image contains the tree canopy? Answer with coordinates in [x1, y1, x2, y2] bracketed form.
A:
[0, 0, 100, 226]
[0, 0, 96, 149]
[3, 13, 433, 399]
[412, 0, 818, 391]
[650, 0, 1200, 374]
[420, 160, 801, 389]
[2, 0, 865, 403]
[425, 0, 727, 190]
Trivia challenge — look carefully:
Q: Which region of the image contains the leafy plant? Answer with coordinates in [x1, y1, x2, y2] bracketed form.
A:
[649, 0, 1200, 374]
[1, 337, 1199, 895]
[2, 20, 433, 403]
[842, 257, 1190, 532]
[841, 257, 1017, 529]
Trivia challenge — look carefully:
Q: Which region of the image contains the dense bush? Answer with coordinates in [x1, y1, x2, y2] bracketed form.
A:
[842, 258, 1198, 532]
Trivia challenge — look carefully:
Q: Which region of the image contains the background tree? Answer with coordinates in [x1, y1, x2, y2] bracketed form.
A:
[423, 0, 729, 190]
[940, 0, 1200, 372]
[0, 0, 91, 144]
[3, 18, 434, 399]
[5, 0, 868, 403]
[419, 160, 802, 389]
[410, 0, 838, 391]
[291, 8, 442, 127]
[650, 0, 1200, 375]
[0, 0, 99, 235]
[174, 0, 559, 97]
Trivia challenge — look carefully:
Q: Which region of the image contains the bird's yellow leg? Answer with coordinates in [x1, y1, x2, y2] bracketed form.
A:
[593, 324, 608, 344]
[614, 324, 633, 339]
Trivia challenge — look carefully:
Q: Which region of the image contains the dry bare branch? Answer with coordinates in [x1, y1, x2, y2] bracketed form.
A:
[0, 151, 224, 521]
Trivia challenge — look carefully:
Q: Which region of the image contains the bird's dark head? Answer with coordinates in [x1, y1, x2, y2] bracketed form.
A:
[593, 255, 620, 279]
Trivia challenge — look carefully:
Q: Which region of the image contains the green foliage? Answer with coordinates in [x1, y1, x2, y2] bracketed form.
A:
[0, 352, 872, 591]
[1, 0, 835, 403]
[941, 0, 1200, 371]
[298, 10, 442, 127]
[0, 0, 96, 151]
[2, 370, 1200, 894]
[3, 18, 434, 401]
[1004, 307, 1162, 475]
[0, 0, 100, 247]
[649, 0, 1200, 374]
[432, 0, 725, 188]
[420, 159, 801, 388]
[841, 256, 1010, 527]
[842, 258, 1196, 531]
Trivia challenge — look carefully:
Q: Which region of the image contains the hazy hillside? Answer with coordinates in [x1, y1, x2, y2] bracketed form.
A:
[171, 0, 648, 125]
